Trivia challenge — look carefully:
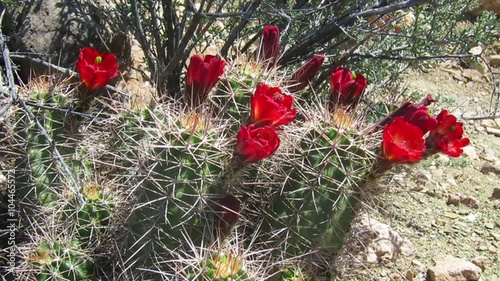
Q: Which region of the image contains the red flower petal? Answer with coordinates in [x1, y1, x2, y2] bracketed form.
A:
[184, 54, 225, 108]
[427, 110, 469, 157]
[330, 67, 367, 110]
[75, 47, 119, 90]
[250, 84, 296, 128]
[236, 125, 280, 163]
[289, 54, 325, 92]
[382, 117, 426, 163]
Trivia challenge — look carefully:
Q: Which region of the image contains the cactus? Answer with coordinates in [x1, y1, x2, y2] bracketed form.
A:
[185, 251, 249, 281]
[8, 29, 471, 281]
[29, 240, 94, 281]
[125, 109, 231, 267]
[257, 125, 372, 258]
[12, 77, 117, 280]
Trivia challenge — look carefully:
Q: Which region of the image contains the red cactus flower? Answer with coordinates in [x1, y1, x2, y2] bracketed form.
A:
[289, 54, 325, 92]
[259, 25, 280, 67]
[373, 95, 436, 132]
[427, 110, 470, 157]
[329, 67, 367, 111]
[403, 105, 438, 133]
[382, 117, 426, 163]
[215, 194, 241, 231]
[185, 54, 226, 108]
[250, 84, 296, 128]
[76, 47, 119, 90]
[236, 125, 280, 163]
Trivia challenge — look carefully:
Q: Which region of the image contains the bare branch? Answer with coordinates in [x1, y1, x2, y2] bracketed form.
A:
[220, 0, 263, 58]
[130, 0, 158, 77]
[162, 0, 207, 83]
[280, 0, 427, 64]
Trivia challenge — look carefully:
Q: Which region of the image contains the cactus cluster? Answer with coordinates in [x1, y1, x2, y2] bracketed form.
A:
[5, 25, 470, 281]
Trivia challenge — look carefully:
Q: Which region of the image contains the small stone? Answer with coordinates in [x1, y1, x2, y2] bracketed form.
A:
[447, 178, 458, 186]
[436, 154, 451, 164]
[471, 256, 489, 271]
[461, 145, 479, 160]
[436, 218, 448, 226]
[468, 46, 483, 55]
[488, 55, 500, 67]
[432, 168, 444, 179]
[349, 214, 415, 265]
[453, 70, 466, 82]
[460, 196, 480, 209]
[490, 232, 500, 241]
[412, 259, 425, 269]
[491, 187, 500, 199]
[484, 223, 495, 229]
[464, 214, 477, 222]
[480, 163, 500, 175]
[462, 68, 483, 82]
[447, 194, 461, 206]
[444, 212, 459, 219]
[480, 119, 500, 128]
[415, 170, 433, 183]
[406, 271, 415, 281]
[427, 255, 482, 281]
[469, 60, 488, 75]
[488, 246, 496, 253]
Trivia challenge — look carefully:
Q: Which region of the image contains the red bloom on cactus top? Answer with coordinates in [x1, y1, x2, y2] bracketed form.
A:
[289, 54, 325, 92]
[76, 47, 119, 90]
[259, 25, 280, 67]
[382, 117, 426, 163]
[250, 84, 297, 128]
[402, 105, 438, 133]
[330, 67, 367, 109]
[427, 110, 470, 157]
[185, 54, 226, 108]
[236, 125, 280, 163]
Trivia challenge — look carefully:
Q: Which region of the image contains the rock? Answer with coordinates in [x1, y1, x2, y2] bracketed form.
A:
[462, 145, 479, 160]
[460, 196, 480, 209]
[488, 55, 500, 67]
[427, 255, 482, 281]
[471, 256, 489, 271]
[484, 222, 495, 229]
[469, 61, 488, 76]
[447, 194, 461, 206]
[414, 170, 433, 184]
[492, 187, 500, 199]
[480, 163, 500, 175]
[464, 214, 477, 222]
[468, 46, 483, 56]
[480, 119, 500, 128]
[347, 214, 415, 265]
[412, 259, 425, 269]
[444, 212, 459, 219]
[461, 69, 483, 82]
